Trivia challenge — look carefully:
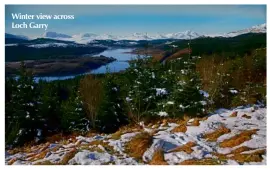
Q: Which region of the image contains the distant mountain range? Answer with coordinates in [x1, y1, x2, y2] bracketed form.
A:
[5, 33, 29, 40]
[6, 23, 266, 44]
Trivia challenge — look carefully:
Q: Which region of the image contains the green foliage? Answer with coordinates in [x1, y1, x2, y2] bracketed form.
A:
[5, 63, 90, 146]
[60, 92, 90, 132]
[6, 43, 106, 62]
[121, 56, 205, 122]
[38, 82, 61, 132]
[169, 33, 266, 57]
[96, 74, 128, 133]
[5, 62, 41, 146]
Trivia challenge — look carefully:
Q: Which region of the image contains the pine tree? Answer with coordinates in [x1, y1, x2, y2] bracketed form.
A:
[6, 62, 41, 145]
[161, 58, 205, 118]
[38, 82, 61, 133]
[96, 74, 128, 133]
[60, 91, 89, 132]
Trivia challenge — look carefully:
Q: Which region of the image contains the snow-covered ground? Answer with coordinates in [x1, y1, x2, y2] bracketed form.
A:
[27, 43, 70, 48]
[5, 105, 266, 165]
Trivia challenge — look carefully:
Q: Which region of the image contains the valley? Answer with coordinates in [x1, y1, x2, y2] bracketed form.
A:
[5, 24, 267, 165]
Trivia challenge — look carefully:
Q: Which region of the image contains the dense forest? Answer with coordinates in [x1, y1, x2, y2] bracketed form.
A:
[5, 44, 107, 62]
[164, 33, 266, 56]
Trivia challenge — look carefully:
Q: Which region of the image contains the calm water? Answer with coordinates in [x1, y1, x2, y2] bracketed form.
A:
[34, 48, 140, 82]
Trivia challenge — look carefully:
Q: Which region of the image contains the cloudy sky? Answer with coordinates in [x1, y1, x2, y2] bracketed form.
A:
[5, 5, 266, 37]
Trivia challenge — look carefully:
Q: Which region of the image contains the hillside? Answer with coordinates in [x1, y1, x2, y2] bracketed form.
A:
[5, 45, 107, 62]
[166, 33, 266, 56]
[5, 105, 266, 165]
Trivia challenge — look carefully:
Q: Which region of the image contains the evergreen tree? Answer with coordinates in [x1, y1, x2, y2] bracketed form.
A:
[6, 62, 41, 145]
[160, 58, 205, 117]
[96, 74, 128, 133]
[60, 91, 89, 132]
[38, 82, 61, 133]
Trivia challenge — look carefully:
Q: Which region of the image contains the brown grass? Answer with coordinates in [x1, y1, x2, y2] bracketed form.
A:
[219, 129, 258, 148]
[33, 160, 55, 165]
[212, 152, 228, 161]
[201, 116, 208, 121]
[46, 132, 82, 144]
[45, 134, 65, 143]
[117, 123, 143, 134]
[203, 126, 231, 142]
[108, 123, 143, 140]
[84, 131, 99, 137]
[211, 147, 264, 164]
[151, 124, 159, 129]
[28, 150, 48, 161]
[7, 158, 17, 165]
[110, 131, 122, 140]
[79, 144, 104, 153]
[230, 111, 238, 117]
[168, 142, 196, 154]
[231, 149, 266, 163]
[161, 119, 168, 127]
[183, 114, 191, 123]
[7, 148, 21, 155]
[125, 132, 153, 160]
[7, 142, 49, 155]
[58, 149, 77, 165]
[230, 146, 252, 154]
[179, 158, 221, 165]
[242, 114, 251, 119]
[51, 145, 62, 152]
[88, 140, 114, 153]
[149, 149, 168, 165]
[33, 149, 78, 165]
[188, 118, 201, 126]
[171, 124, 187, 133]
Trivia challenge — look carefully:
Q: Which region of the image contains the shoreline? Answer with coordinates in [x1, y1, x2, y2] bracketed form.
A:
[5, 56, 116, 77]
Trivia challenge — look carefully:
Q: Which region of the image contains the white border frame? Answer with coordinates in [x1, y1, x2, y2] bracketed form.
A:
[1, 1, 269, 170]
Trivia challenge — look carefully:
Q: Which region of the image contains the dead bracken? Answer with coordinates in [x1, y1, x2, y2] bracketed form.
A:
[219, 129, 258, 148]
[179, 158, 221, 165]
[242, 114, 252, 119]
[230, 111, 238, 117]
[231, 149, 266, 163]
[187, 118, 201, 126]
[171, 124, 187, 133]
[5, 106, 266, 165]
[125, 132, 153, 160]
[168, 142, 196, 154]
[203, 126, 231, 142]
[149, 149, 168, 165]
[230, 146, 252, 154]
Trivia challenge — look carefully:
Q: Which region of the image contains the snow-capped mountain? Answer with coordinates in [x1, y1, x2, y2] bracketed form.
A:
[223, 23, 266, 37]
[206, 23, 266, 38]
[125, 33, 153, 41]
[6, 23, 266, 44]
[43, 31, 72, 39]
[163, 30, 201, 39]
[71, 33, 99, 44]
[53, 23, 266, 43]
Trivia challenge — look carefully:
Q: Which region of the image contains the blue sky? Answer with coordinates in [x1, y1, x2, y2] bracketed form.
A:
[5, 5, 266, 37]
